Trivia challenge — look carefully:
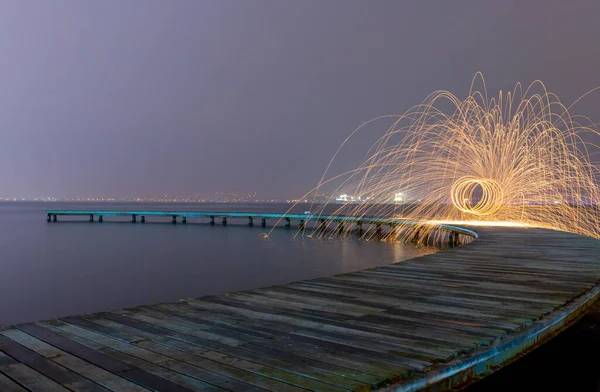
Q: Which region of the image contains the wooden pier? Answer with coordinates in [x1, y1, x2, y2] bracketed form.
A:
[1, 216, 599, 390]
[45, 210, 475, 233]
[44, 210, 477, 246]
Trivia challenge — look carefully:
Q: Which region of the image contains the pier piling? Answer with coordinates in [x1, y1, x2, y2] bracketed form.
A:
[222, 217, 227, 225]
[248, 217, 253, 226]
[449, 231, 459, 247]
[182, 216, 187, 224]
[356, 221, 363, 235]
[98, 215, 103, 223]
[261, 218, 266, 227]
[89, 214, 94, 222]
[47, 214, 51, 222]
[318, 218, 326, 231]
[140, 216, 145, 223]
[52, 215, 57, 222]
[413, 228, 421, 242]
[285, 217, 291, 228]
[131, 215, 136, 223]
[172, 215, 177, 224]
[210, 216, 215, 225]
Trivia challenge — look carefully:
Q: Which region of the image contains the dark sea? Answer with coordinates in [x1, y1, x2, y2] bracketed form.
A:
[0, 201, 430, 326]
[1, 201, 599, 391]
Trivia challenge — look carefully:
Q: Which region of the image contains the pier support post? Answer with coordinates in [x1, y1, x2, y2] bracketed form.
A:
[182, 216, 187, 224]
[53, 215, 57, 222]
[318, 219, 326, 231]
[261, 218, 266, 227]
[172, 215, 177, 224]
[413, 228, 421, 242]
[47, 213, 51, 222]
[141, 216, 145, 223]
[336, 222, 344, 234]
[89, 214, 94, 222]
[132, 215, 137, 223]
[389, 224, 397, 239]
[285, 217, 291, 228]
[299, 220, 305, 229]
[248, 217, 253, 226]
[356, 221, 363, 235]
[210, 216, 215, 225]
[222, 217, 227, 225]
[376, 224, 382, 237]
[449, 231, 458, 247]
[98, 215, 103, 223]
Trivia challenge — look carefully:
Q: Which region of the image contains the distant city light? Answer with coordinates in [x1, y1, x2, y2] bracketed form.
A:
[0, 192, 289, 204]
[335, 194, 363, 203]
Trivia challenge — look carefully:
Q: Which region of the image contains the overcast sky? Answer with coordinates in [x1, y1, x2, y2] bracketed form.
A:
[1, 0, 600, 199]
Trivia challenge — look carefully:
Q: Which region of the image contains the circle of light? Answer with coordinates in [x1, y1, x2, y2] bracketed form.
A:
[298, 74, 600, 242]
[450, 177, 504, 216]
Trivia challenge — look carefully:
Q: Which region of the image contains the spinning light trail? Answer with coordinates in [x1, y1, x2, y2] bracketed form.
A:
[302, 74, 600, 243]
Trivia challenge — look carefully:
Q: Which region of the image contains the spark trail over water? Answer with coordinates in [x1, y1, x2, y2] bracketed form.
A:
[304, 74, 600, 241]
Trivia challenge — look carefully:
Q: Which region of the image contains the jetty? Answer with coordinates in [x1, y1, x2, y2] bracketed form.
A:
[0, 213, 598, 391]
[44, 210, 477, 246]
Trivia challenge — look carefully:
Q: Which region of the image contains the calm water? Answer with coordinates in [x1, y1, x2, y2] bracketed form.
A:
[0, 201, 431, 326]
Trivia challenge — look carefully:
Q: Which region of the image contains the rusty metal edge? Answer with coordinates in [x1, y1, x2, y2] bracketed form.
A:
[380, 282, 600, 392]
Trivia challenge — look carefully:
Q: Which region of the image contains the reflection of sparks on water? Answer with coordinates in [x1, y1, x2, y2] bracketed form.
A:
[296, 73, 600, 242]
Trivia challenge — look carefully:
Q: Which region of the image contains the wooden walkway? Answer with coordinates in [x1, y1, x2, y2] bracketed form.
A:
[44, 210, 478, 240]
[1, 227, 600, 391]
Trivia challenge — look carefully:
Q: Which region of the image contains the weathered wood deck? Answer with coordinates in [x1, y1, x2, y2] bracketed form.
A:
[1, 226, 599, 391]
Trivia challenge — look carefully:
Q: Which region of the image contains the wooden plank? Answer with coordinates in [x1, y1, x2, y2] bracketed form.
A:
[0, 352, 69, 392]
[297, 279, 566, 306]
[1, 328, 149, 392]
[88, 312, 384, 388]
[279, 283, 556, 322]
[34, 322, 246, 392]
[45, 320, 298, 392]
[120, 305, 417, 379]
[65, 313, 352, 391]
[180, 299, 433, 371]
[150, 304, 406, 383]
[184, 297, 446, 364]
[15, 323, 198, 392]
[0, 334, 108, 391]
[310, 275, 576, 303]
[358, 268, 594, 293]
[0, 372, 28, 392]
[187, 295, 482, 357]
[248, 285, 550, 329]
[91, 311, 377, 388]
[215, 291, 479, 351]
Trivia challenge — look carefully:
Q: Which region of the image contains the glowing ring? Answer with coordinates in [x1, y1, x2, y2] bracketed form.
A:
[451, 177, 504, 216]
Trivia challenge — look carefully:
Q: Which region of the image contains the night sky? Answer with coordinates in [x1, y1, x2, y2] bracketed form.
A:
[1, 0, 600, 199]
